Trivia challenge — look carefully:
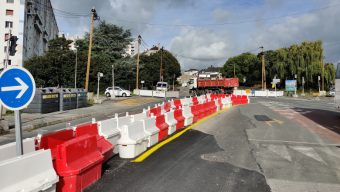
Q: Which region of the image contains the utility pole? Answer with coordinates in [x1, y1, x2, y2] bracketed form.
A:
[260, 46, 266, 90]
[136, 35, 141, 90]
[111, 65, 115, 99]
[321, 56, 325, 91]
[160, 46, 164, 82]
[85, 7, 98, 91]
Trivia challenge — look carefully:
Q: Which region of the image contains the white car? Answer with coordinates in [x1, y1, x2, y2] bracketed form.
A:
[105, 86, 131, 97]
[156, 82, 168, 91]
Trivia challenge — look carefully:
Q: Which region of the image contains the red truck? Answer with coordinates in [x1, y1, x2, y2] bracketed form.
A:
[188, 77, 239, 94]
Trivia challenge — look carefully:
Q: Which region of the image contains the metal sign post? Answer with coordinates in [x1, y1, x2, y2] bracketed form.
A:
[0, 67, 36, 156]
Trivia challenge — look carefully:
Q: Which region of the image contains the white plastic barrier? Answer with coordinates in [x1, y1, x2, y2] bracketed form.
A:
[197, 95, 206, 104]
[116, 113, 133, 130]
[0, 149, 58, 192]
[0, 138, 35, 162]
[221, 97, 232, 109]
[97, 118, 121, 154]
[182, 106, 193, 126]
[131, 112, 159, 147]
[166, 91, 180, 98]
[180, 98, 190, 107]
[164, 111, 177, 135]
[214, 99, 220, 111]
[117, 121, 148, 158]
[141, 117, 159, 147]
[139, 90, 153, 97]
[153, 91, 166, 98]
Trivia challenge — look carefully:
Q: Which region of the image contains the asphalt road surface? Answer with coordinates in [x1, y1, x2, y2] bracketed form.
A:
[86, 97, 340, 192]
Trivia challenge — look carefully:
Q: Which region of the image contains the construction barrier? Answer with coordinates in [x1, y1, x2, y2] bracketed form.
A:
[164, 111, 177, 135]
[37, 129, 75, 159]
[155, 115, 169, 141]
[0, 138, 35, 162]
[117, 121, 148, 158]
[140, 117, 160, 147]
[74, 122, 114, 162]
[182, 106, 194, 126]
[180, 98, 190, 107]
[174, 109, 185, 130]
[0, 92, 251, 191]
[191, 105, 201, 122]
[97, 118, 121, 154]
[55, 135, 103, 192]
[149, 106, 162, 117]
[172, 99, 182, 109]
[116, 113, 133, 130]
[0, 149, 59, 192]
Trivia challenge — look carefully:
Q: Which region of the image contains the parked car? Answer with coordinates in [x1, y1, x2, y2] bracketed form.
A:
[105, 86, 131, 97]
[156, 82, 168, 91]
[329, 88, 335, 97]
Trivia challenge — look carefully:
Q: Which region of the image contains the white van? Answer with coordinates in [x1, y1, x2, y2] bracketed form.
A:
[156, 82, 168, 91]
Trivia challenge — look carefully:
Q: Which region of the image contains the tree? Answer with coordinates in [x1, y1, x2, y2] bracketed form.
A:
[25, 22, 134, 92]
[25, 37, 75, 87]
[138, 49, 181, 89]
[221, 52, 261, 85]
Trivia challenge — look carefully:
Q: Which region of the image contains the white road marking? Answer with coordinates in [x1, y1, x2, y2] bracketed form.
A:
[267, 179, 340, 192]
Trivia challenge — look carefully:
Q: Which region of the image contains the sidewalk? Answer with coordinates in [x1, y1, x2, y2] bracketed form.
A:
[1, 96, 162, 133]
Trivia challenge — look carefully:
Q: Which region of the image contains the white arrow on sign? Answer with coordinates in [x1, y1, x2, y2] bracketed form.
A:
[1, 77, 29, 99]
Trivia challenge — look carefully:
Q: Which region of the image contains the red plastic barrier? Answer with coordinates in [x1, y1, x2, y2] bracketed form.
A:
[192, 97, 199, 105]
[55, 135, 103, 192]
[173, 99, 182, 109]
[241, 95, 248, 104]
[190, 105, 200, 122]
[174, 109, 185, 130]
[149, 106, 162, 117]
[202, 103, 210, 117]
[155, 115, 169, 141]
[197, 104, 206, 119]
[209, 101, 217, 114]
[163, 102, 171, 112]
[75, 123, 113, 162]
[38, 129, 74, 159]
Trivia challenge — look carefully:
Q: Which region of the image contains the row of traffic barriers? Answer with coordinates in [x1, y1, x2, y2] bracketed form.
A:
[0, 93, 249, 192]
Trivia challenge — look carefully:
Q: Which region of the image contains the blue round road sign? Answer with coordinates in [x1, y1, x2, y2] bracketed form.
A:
[0, 67, 36, 110]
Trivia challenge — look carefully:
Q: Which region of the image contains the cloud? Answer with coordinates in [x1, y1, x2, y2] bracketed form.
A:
[248, 0, 340, 63]
[212, 9, 231, 22]
[169, 28, 232, 70]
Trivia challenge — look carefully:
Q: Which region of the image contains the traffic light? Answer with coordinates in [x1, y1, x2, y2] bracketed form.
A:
[9, 35, 18, 56]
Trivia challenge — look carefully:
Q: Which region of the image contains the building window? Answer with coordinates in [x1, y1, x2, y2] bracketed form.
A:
[3, 60, 11, 65]
[4, 33, 10, 41]
[6, 10, 14, 16]
[7, 0, 14, 3]
[5, 21, 13, 28]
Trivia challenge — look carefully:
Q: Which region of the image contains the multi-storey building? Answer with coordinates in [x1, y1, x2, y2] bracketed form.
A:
[0, 0, 58, 69]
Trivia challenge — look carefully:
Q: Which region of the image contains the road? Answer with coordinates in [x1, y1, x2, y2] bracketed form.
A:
[86, 97, 340, 192]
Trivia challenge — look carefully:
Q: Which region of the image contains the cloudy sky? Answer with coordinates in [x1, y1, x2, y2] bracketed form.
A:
[51, 0, 340, 70]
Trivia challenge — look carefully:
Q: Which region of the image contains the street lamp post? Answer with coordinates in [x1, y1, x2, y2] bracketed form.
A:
[74, 46, 78, 89]
[97, 72, 103, 100]
[111, 65, 115, 99]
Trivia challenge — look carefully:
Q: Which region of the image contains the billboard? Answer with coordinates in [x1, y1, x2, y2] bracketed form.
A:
[285, 80, 296, 91]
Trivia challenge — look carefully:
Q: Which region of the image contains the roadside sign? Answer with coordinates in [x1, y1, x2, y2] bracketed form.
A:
[0, 67, 36, 110]
[273, 78, 280, 84]
[285, 80, 296, 92]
